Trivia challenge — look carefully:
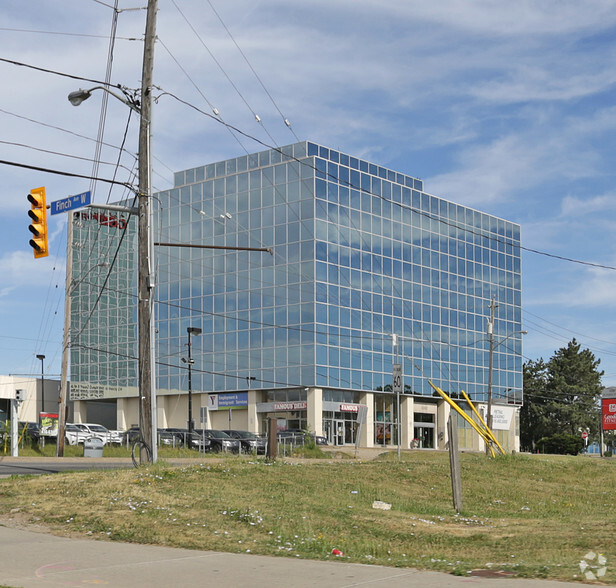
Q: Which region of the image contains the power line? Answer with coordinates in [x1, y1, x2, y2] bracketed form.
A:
[3, 53, 610, 271]
[205, 0, 300, 141]
[154, 91, 616, 272]
[0, 57, 127, 86]
[0, 27, 141, 41]
[0, 159, 135, 190]
[169, 0, 279, 147]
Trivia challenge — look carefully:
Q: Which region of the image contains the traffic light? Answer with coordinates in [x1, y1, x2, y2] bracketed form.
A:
[27, 187, 48, 258]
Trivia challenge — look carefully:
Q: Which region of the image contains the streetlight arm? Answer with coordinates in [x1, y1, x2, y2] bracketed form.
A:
[492, 330, 528, 350]
[68, 86, 141, 114]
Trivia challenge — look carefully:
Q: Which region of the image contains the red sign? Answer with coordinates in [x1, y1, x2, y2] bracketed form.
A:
[76, 211, 129, 230]
[581, 431, 588, 439]
[602, 399, 616, 431]
[340, 404, 359, 413]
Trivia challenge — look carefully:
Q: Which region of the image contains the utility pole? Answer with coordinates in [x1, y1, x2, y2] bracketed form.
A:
[486, 295, 497, 453]
[57, 212, 73, 457]
[137, 0, 158, 464]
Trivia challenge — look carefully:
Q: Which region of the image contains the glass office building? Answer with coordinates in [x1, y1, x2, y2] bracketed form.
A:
[70, 208, 138, 400]
[70, 141, 523, 449]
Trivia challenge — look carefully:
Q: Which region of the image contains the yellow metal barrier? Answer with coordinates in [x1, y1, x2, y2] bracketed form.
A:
[427, 380, 501, 458]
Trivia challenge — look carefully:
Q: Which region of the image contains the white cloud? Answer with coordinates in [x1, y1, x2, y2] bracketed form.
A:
[0, 251, 58, 296]
[560, 193, 616, 217]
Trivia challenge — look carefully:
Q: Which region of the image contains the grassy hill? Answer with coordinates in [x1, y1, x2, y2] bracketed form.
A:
[0, 450, 613, 582]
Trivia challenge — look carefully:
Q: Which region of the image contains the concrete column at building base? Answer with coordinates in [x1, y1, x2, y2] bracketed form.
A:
[359, 392, 374, 448]
[247, 390, 259, 433]
[306, 387, 323, 436]
[400, 395, 414, 449]
[73, 400, 87, 423]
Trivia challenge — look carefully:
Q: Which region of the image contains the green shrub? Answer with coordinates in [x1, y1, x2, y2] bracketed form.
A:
[537, 433, 584, 455]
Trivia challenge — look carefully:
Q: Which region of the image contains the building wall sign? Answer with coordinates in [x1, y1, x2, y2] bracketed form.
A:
[208, 392, 248, 411]
[491, 405, 514, 430]
[602, 399, 616, 431]
[340, 404, 360, 413]
[75, 211, 129, 230]
[273, 401, 307, 411]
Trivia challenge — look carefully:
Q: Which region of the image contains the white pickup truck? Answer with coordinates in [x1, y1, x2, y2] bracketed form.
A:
[69, 423, 123, 445]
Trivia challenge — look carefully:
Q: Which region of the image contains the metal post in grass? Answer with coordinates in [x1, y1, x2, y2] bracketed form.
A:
[267, 417, 277, 460]
[447, 414, 463, 513]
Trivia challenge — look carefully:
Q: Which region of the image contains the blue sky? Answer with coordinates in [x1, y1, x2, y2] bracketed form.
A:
[1, 0, 615, 387]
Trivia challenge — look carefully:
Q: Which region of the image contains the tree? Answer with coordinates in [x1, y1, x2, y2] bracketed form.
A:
[521, 339, 604, 452]
[520, 358, 550, 451]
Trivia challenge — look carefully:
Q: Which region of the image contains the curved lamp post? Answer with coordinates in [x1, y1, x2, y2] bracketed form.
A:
[67, 79, 156, 463]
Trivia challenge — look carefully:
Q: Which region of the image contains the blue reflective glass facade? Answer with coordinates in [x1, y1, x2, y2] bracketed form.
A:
[155, 141, 523, 404]
[70, 207, 138, 400]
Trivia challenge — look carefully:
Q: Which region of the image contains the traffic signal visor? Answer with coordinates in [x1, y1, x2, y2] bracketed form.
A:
[27, 187, 48, 258]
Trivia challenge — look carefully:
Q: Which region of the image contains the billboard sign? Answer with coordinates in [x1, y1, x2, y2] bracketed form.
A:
[602, 399, 616, 430]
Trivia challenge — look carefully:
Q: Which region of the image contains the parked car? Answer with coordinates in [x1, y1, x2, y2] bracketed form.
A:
[72, 423, 123, 445]
[277, 430, 328, 446]
[157, 429, 178, 446]
[19, 422, 41, 443]
[64, 423, 84, 445]
[162, 427, 193, 447]
[222, 430, 267, 454]
[122, 426, 141, 445]
[193, 429, 240, 453]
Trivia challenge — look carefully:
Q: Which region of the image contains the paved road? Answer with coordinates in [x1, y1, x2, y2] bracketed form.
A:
[0, 524, 585, 588]
[0, 457, 134, 477]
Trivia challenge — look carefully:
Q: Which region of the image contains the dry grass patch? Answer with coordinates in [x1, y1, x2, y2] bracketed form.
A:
[0, 453, 614, 582]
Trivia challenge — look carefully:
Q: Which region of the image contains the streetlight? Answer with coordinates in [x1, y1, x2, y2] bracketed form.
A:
[36, 354, 45, 416]
[68, 87, 140, 113]
[65, 0, 157, 465]
[183, 327, 202, 437]
[67, 20, 157, 463]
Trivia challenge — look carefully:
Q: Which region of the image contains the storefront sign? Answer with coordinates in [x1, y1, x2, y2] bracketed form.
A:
[340, 404, 359, 413]
[208, 392, 248, 411]
[602, 399, 616, 431]
[273, 401, 307, 411]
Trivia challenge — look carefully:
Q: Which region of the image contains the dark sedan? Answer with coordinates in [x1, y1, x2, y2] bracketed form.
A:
[221, 430, 267, 454]
[193, 429, 241, 453]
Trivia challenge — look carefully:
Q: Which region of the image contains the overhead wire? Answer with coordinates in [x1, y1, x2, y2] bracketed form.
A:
[157, 38, 249, 153]
[0, 27, 140, 41]
[168, 0, 279, 147]
[205, 0, 300, 141]
[2, 51, 610, 391]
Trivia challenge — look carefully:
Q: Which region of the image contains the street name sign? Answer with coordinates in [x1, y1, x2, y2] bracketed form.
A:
[50, 191, 91, 215]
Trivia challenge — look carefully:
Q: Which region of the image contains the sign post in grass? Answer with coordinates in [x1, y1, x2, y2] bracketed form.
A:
[447, 415, 463, 513]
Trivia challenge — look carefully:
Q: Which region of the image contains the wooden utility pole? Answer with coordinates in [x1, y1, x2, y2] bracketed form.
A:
[447, 415, 463, 512]
[486, 295, 497, 454]
[138, 0, 158, 464]
[56, 213, 74, 457]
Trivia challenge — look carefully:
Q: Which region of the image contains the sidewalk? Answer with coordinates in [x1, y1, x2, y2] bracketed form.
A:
[0, 524, 584, 588]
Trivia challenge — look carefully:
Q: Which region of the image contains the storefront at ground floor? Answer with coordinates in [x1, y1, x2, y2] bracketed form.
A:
[73, 386, 520, 452]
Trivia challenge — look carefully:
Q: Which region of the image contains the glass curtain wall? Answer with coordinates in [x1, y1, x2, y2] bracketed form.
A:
[157, 141, 522, 406]
[70, 207, 138, 399]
